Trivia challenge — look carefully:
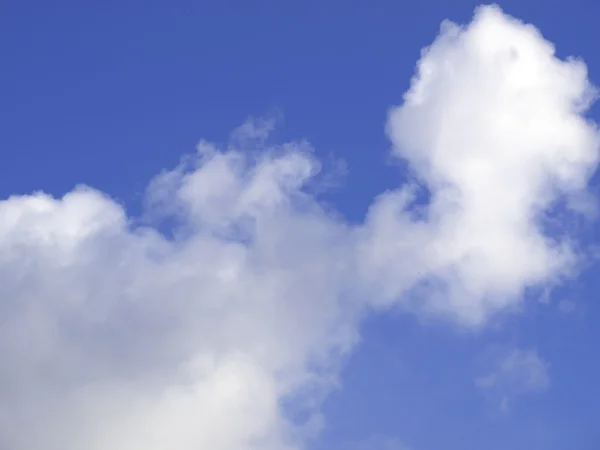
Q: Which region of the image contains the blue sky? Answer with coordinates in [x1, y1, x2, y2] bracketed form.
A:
[2, 1, 600, 449]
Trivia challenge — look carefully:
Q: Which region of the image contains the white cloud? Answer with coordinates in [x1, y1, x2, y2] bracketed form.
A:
[0, 4, 597, 450]
[476, 348, 550, 410]
[360, 4, 598, 325]
[0, 136, 358, 450]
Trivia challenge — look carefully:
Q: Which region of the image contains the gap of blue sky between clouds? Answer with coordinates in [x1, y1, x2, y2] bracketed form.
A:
[0, 4, 598, 450]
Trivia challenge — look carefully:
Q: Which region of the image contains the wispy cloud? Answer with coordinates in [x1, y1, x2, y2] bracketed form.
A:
[476, 348, 550, 411]
[347, 435, 412, 450]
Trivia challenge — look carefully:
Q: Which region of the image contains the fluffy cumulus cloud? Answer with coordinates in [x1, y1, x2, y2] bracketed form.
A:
[0, 128, 358, 450]
[0, 4, 598, 450]
[363, 5, 599, 325]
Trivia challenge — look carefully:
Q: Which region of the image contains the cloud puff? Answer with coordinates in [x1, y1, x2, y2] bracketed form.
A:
[0, 128, 359, 450]
[361, 4, 598, 325]
[476, 348, 550, 410]
[0, 5, 597, 450]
